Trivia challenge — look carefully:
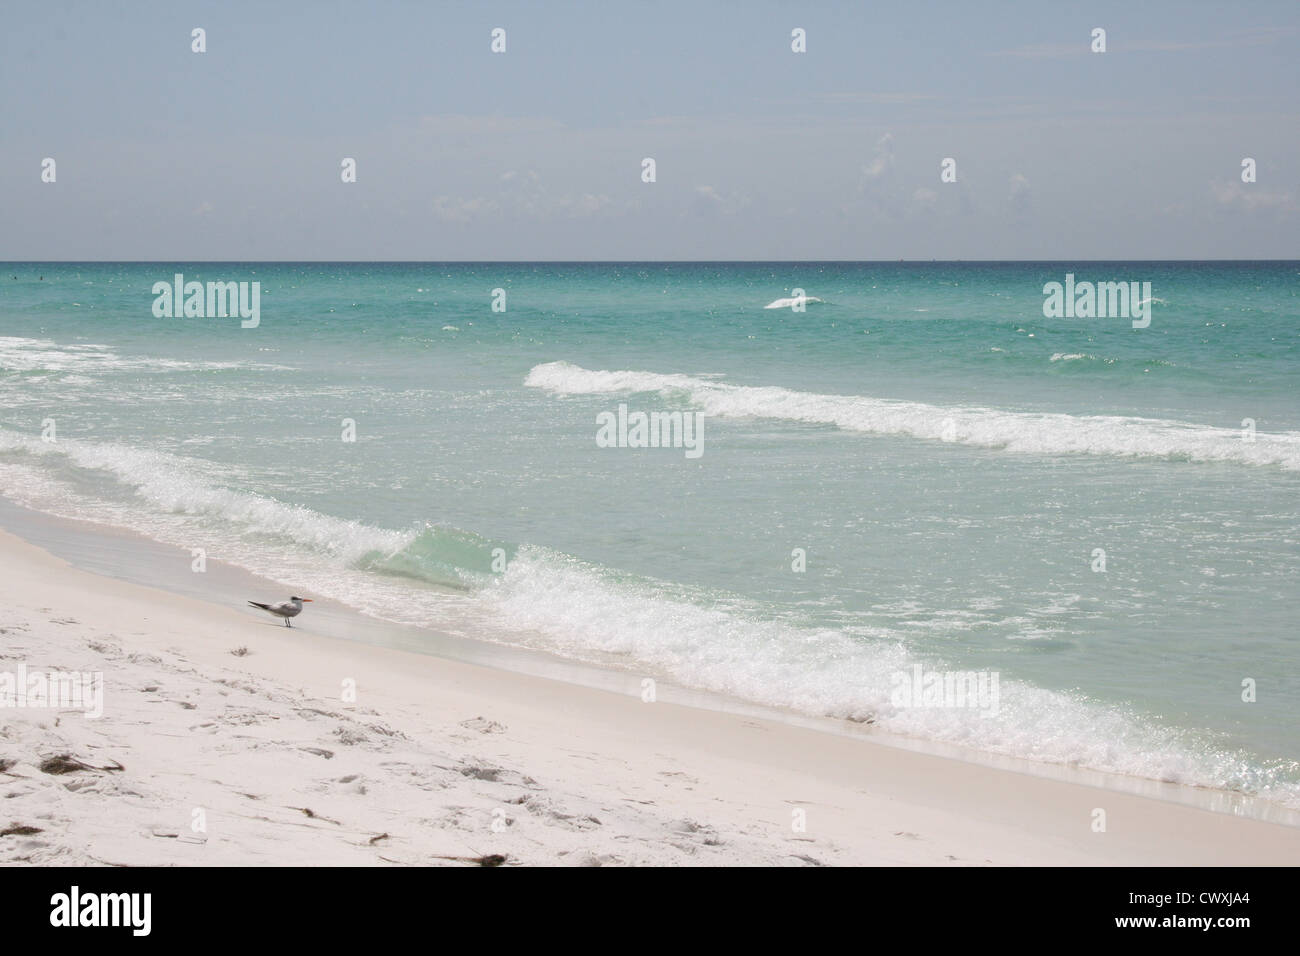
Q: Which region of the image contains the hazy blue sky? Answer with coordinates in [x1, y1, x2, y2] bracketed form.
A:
[2, 0, 1296, 259]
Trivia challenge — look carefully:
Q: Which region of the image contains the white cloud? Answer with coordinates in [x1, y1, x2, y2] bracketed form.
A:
[432, 171, 617, 223]
[860, 133, 895, 182]
[690, 184, 750, 217]
[1211, 181, 1296, 213]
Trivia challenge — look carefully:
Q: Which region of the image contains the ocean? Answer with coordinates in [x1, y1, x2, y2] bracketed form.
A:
[2, 261, 1297, 806]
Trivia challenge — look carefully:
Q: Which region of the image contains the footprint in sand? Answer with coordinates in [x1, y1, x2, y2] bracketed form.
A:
[458, 716, 506, 735]
[458, 761, 537, 788]
[522, 797, 601, 831]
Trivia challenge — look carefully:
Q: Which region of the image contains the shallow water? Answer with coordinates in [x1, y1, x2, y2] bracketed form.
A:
[2, 261, 1297, 806]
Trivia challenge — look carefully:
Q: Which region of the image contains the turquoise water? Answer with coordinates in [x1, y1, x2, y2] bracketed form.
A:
[2, 261, 1298, 804]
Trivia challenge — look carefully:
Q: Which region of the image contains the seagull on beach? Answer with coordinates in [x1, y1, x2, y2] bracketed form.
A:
[247, 595, 312, 626]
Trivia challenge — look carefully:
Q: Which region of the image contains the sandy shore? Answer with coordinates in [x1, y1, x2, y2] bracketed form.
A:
[2, 524, 1298, 866]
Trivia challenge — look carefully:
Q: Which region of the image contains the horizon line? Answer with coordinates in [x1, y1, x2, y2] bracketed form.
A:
[4, 258, 1299, 265]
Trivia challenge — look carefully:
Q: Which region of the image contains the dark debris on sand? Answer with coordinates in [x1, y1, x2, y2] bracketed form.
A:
[431, 853, 508, 867]
[38, 754, 124, 775]
[1, 825, 44, 837]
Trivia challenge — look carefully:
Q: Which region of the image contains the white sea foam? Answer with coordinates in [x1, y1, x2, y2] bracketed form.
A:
[525, 361, 1300, 470]
[1, 425, 1296, 805]
[763, 296, 825, 309]
[0, 336, 294, 373]
[0, 428, 411, 565]
[479, 546, 1300, 803]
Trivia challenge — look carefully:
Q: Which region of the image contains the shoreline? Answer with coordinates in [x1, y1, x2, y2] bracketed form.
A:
[2, 503, 1300, 864]
[3, 494, 1298, 827]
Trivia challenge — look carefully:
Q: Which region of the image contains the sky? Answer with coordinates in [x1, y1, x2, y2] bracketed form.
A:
[1, 0, 1297, 260]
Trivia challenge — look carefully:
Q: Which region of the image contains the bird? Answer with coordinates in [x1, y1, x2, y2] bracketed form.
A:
[247, 595, 312, 626]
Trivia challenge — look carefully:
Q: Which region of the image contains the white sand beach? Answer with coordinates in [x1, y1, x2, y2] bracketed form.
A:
[2, 524, 1298, 867]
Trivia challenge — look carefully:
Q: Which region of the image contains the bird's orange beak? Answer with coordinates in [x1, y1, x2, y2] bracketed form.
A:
[302, 599, 313, 602]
